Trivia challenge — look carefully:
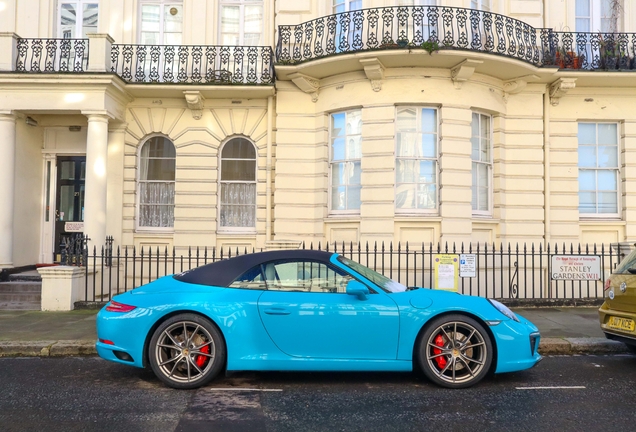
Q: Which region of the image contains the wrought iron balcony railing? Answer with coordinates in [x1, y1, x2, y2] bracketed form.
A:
[15, 38, 89, 73]
[111, 44, 274, 85]
[12, 39, 274, 85]
[275, 6, 636, 71]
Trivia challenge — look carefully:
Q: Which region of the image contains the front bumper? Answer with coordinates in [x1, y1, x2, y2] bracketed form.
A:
[492, 314, 542, 374]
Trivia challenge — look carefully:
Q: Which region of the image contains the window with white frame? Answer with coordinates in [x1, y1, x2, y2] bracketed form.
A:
[398, 0, 437, 5]
[58, 1, 98, 38]
[139, 0, 183, 45]
[578, 123, 619, 215]
[333, 0, 362, 13]
[219, 137, 257, 229]
[470, 0, 491, 12]
[575, 0, 616, 33]
[395, 107, 438, 212]
[471, 112, 492, 213]
[220, 0, 263, 46]
[138, 136, 176, 228]
[330, 110, 362, 212]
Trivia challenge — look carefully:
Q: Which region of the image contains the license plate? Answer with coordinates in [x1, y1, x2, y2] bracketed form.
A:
[608, 316, 636, 332]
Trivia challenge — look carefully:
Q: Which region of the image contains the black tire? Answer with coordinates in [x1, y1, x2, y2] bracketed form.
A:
[148, 313, 226, 389]
[417, 314, 493, 389]
[625, 344, 636, 355]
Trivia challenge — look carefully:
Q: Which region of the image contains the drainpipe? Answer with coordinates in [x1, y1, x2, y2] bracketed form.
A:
[544, 85, 551, 246]
[266, 96, 273, 241]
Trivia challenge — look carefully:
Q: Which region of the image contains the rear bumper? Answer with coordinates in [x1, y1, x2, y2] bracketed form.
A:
[598, 301, 636, 343]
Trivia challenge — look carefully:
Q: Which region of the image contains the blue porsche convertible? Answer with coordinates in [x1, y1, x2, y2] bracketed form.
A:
[96, 250, 541, 389]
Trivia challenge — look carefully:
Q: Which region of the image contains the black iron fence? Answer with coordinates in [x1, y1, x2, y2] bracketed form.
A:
[276, 5, 636, 71]
[15, 38, 89, 73]
[64, 238, 631, 303]
[110, 44, 274, 84]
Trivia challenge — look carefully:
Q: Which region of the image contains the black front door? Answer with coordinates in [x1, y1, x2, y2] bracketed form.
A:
[54, 157, 86, 262]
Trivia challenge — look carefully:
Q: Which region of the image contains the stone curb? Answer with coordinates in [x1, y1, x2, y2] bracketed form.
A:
[0, 338, 628, 358]
[0, 340, 97, 357]
[539, 337, 628, 355]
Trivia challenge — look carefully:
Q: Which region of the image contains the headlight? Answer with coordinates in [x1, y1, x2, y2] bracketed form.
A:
[488, 299, 520, 322]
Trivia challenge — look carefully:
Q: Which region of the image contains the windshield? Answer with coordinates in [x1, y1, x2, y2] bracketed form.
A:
[337, 256, 407, 293]
[614, 248, 636, 274]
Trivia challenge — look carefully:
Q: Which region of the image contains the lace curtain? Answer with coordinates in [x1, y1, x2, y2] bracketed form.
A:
[139, 136, 176, 228]
[220, 183, 256, 227]
[139, 182, 175, 227]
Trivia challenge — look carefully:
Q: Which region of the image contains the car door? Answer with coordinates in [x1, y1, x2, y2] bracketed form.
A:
[256, 259, 400, 360]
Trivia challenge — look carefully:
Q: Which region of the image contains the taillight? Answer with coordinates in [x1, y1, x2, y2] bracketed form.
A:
[604, 279, 612, 291]
[105, 301, 137, 312]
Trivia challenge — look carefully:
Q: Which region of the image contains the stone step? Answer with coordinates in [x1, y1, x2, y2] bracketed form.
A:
[0, 282, 42, 293]
[0, 301, 40, 311]
[0, 292, 41, 301]
[0, 281, 42, 310]
[8, 270, 42, 282]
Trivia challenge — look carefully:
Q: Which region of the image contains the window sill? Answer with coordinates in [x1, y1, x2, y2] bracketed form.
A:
[217, 230, 257, 236]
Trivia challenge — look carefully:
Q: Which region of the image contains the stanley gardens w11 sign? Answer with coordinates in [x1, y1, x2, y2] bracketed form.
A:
[551, 255, 601, 281]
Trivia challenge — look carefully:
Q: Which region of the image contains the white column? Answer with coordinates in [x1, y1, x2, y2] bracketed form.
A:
[84, 114, 110, 248]
[0, 33, 19, 72]
[106, 125, 127, 247]
[0, 113, 16, 268]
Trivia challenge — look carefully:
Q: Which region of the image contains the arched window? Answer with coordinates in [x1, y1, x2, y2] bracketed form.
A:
[219, 137, 256, 229]
[138, 136, 176, 228]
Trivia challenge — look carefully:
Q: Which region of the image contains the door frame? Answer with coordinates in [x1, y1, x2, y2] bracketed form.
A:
[40, 152, 86, 264]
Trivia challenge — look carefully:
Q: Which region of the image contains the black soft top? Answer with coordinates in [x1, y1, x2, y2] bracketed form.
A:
[173, 249, 335, 287]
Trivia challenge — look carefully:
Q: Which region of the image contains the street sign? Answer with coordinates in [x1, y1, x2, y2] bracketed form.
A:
[459, 254, 476, 278]
[550, 255, 601, 281]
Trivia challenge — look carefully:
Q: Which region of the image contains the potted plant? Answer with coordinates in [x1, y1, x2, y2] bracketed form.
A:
[397, 38, 409, 48]
[421, 39, 440, 54]
[379, 38, 399, 49]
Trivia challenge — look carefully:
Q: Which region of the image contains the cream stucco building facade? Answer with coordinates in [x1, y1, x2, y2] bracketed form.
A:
[1, 0, 635, 270]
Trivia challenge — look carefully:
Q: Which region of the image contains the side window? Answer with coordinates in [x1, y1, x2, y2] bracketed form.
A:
[229, 265, 267, 289]
[262, 260, 354, 293]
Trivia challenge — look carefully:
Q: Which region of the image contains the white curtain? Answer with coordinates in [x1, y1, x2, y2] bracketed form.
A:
[220, 183, 256, 227]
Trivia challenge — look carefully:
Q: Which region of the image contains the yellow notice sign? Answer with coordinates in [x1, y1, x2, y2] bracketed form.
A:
[434, 254, 459, 292]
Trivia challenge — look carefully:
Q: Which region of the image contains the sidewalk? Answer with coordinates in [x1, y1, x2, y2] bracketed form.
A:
[0, 307, 628, 357]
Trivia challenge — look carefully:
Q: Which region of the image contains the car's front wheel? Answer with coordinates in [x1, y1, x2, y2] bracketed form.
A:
[148, 313, 226, 389]
[417, 314, 493, 389]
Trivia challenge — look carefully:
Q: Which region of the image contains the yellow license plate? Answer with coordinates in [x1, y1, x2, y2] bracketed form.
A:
[608, 316, 636, 332]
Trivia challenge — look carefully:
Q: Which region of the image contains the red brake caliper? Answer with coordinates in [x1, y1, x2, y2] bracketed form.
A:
[196, 344, 210, 368]
[433, 334, 447, 369]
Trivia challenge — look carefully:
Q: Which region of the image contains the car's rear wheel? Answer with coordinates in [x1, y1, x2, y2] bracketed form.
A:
[418, 314, 493, 389]
[148, 313, 225, 389]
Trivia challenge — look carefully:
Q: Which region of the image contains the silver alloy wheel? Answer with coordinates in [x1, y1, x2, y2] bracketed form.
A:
[425, 321, 487, 385]
[154, 320, 216, 384]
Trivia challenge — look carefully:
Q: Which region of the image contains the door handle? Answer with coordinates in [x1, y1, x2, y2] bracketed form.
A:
[263, 308, 291, 316]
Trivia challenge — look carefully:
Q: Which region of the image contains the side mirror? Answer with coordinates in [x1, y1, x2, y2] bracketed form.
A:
[346, 280, 369, 299]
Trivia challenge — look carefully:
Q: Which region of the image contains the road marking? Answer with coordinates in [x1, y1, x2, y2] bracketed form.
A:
[516, 386, 586, 390]
[206, 388, 283, 392]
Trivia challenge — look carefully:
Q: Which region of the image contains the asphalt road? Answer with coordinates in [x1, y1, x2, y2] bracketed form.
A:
[1, 355, 635, 432]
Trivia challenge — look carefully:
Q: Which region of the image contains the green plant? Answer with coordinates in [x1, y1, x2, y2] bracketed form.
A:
[421, 40, 440, 54]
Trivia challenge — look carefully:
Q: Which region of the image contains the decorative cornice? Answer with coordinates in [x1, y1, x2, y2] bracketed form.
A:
[289, 72, 320, 102]
[450, 59, 483, 89]
[184, 91, 205, 119]
[549, 78, 577, 106]
[359, 58, 385, 92]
